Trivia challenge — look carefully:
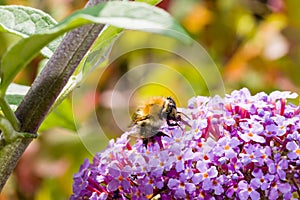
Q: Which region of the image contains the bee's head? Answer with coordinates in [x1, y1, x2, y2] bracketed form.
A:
[162, 97, 178, 120]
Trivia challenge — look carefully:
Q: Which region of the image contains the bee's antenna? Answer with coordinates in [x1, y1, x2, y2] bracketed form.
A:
[176, 111, 191, 127]
[177, 111, 191, 120]
[177, 122, 184, 131]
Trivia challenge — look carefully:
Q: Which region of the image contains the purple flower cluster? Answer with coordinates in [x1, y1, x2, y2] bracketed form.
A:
[71, 88, 300, 199]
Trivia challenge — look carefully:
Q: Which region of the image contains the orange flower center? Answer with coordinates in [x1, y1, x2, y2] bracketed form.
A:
[212, 179, 218, 186]
[224, 144, 230, 150]
[179, 182, 185, 188]
[118, 175, 123, 182]
[203, 154, 209, 160]
[198, 142, 202, 148]
[271, 182, 277, 188]
[247, 187, 252, 192]
[177, 155, 182, 160]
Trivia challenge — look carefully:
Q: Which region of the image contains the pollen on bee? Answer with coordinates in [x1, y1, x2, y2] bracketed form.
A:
[146, 97, 165, 105]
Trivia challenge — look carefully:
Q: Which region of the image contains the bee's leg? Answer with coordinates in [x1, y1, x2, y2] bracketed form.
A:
[166, 119, 178, 126]
[167, 119, 183, 131]
[167, 116, 191, 129]
[142, 138, 149, 148]
[139, 126, 146, 138]
[140, 129, 149, 148]
[156, 131, 169, 138]
[153, 131, 167, 149]
[138, 125, 149, 148]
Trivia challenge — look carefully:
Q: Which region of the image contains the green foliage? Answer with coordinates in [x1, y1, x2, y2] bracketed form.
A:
[80, 26, 123, 78]
[136, 0, 163, 5]
[52, 26, 123, 126]
[5, 83, 29, 111]
[0, 5, 60, 58]
[0, 1, 191, 135]
[0, 1, 191, 97]
[2, 0, 300, 199]
[39, 98, 76, 132]
[60, 26, 123, 106]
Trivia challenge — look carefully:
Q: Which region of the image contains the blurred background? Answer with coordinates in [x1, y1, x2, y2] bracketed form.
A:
[1, 0, 300, 199]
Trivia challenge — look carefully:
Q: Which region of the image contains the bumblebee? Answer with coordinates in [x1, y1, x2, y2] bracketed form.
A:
[131, 97, 188, 145]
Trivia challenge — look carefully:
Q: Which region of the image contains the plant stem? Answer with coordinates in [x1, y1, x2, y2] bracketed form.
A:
[0, 98, 20, 131]
[0, 0, 108, 191]
[0, 115, 15, 142]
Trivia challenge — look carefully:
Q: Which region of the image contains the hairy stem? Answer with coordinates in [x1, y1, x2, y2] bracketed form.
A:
[0, 0, 108, 191]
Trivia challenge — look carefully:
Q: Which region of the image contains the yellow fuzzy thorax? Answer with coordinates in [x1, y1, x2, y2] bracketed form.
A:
[142, 97, 166, 116]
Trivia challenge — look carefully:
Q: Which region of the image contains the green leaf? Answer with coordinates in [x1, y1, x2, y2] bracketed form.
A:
[51, 26, 122, 126]
[5, 83, 30, 111]
[0, 83, 30, 131]
[39, 98, 76, 132]
[64, 2, 190, 42]
[0, 1, 191, 96]
[136, 0, 163, 5]
[54, 26, 122, 110]
[58, 0, 169, 104]
[82, 26, 123, 77]
[0, 5, 61, 58]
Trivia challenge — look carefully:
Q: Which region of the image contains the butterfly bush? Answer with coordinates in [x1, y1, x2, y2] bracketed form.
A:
[71, 88, 300, 199]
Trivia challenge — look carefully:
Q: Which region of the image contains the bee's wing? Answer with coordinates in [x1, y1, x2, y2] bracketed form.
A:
[130, 109, 149, 127]
[129, 112, 137, 127]
[127, 129, 139, 139]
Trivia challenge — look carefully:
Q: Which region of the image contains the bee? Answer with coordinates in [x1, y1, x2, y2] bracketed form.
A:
[130, 96, 189, 146]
